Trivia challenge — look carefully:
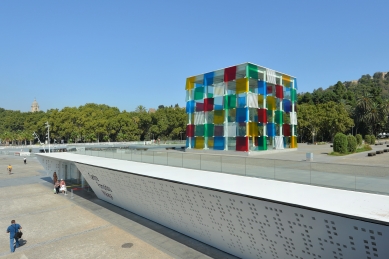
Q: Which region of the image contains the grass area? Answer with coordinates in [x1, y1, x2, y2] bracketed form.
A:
[328, 145, 372, 156]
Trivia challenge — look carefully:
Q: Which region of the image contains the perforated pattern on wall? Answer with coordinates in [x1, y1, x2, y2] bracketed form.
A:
[36, 156, 60, 176]
[73, 162, 389, 259]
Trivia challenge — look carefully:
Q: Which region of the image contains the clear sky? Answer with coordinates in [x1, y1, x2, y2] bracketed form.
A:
[1, 1, 388, 112]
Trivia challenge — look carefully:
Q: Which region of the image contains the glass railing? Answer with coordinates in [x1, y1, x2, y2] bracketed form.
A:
[71, 149, 389, 196]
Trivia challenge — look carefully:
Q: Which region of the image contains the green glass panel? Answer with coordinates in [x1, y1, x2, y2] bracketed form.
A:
[291, 88, 297, 102]
[195, 124, 204, 136]
[224, 94, 237, 109]
[204, 124, 214, 137]
[275, 110, 283, 125]
[247, 63, 258, 79]
[194, 87, 204, 100]
[267, 110, 273, 123]
[257, 136, 267, 150]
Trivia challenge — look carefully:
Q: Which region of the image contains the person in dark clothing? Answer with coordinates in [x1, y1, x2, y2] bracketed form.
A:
[6, 220, 22, 253]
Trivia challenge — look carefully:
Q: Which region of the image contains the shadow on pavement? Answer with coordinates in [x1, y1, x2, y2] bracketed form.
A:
[71, 188, 238, 259]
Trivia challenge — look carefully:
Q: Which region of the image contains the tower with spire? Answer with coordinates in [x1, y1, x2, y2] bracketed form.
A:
[31, 98, 40, 112]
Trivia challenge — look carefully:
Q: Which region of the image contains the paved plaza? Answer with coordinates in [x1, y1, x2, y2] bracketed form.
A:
[0, 155, 236, 259]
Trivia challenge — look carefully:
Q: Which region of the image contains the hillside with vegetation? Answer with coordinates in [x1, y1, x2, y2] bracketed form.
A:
[298, 72, 389, 142]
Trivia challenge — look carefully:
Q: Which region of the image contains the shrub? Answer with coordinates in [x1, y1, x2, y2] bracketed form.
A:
[333, 133, 348, 154]
[365, 135, 371, 145]
[347, 135, 357, 153]
[370, 135, 376, 145]
[355, 134, 362, 146]
[363, 144, 372, 151]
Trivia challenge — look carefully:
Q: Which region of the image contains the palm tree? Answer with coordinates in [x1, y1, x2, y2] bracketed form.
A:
[354, 92, 373, 134]
[135, 105, 147, 113]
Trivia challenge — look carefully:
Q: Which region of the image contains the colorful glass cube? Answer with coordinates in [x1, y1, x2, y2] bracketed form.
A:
[185, 63, 297, 152]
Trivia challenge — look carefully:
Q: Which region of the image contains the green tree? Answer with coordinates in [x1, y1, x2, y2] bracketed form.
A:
[333, 133, 348, 154]
[347, 135, 357, 153]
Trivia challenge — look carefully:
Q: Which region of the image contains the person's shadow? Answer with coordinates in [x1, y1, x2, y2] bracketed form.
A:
[19, 239, 27, 246]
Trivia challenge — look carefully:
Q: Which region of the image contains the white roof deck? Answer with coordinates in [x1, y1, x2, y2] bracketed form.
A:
[37, 152, 389, 224]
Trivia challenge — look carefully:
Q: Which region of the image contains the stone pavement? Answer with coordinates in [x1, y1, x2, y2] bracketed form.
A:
[255, 143, 389, 166]
[0, 155, 237, 259]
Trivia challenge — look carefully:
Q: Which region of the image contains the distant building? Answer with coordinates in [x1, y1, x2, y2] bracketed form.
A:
[31, 98, 40, 112]
[148, 108, 156, 113]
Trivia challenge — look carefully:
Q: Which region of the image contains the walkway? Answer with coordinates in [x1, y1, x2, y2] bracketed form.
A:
[0, 155, 236, 259]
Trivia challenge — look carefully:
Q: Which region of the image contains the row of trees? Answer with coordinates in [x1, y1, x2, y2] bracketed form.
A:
[0, 104, 186, 145]
[298, 72, 389, 142]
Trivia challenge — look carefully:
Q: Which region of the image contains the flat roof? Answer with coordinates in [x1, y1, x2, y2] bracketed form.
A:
[188, 62, 296, 79]
[37, 152, 389, 224]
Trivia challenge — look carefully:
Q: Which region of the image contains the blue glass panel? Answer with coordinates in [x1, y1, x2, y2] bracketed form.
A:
[214, 137, 225, 150]
[186, 100, 195, 113]
[203, 72, 215, 86]
[267, 123, 276, 137]
[283, 99, 292, 113]
[258, 80, 266, 95]
[191, 137, 195, 148]
[195, 83, 203, 88]
[186, 138, 190, 148]
[237, 94, 246, 108]
[236, 108, 248, 122]
[294, 78, 298, 90]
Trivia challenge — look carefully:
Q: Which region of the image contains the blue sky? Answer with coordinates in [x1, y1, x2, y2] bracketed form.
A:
[1, 1, 388, 112]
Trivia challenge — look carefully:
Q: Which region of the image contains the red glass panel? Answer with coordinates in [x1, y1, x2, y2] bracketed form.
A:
[224, 66, 237, 82]
[258, 108, 267, 123]
[186, 124, 194, 137]
[283, 124, 291, 136]
[196, 102, 204, 112]
[236, 137, 249, 151]
[204, 98, 214, 112]
[267, 85, 273, 94]
[276, 85, 284, 99]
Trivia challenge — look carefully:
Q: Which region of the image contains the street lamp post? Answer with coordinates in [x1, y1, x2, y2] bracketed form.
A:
[45, 121, 50, 153]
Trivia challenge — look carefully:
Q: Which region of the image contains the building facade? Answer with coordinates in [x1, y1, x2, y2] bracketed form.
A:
[185, 62, 297, 152]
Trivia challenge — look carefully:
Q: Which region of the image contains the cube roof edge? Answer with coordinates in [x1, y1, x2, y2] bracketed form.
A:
[186, 62, 296, 80]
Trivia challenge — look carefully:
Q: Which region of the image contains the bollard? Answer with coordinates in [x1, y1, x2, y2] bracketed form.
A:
[306, 152, 313, 161]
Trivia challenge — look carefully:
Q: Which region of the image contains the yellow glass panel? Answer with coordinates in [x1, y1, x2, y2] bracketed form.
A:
[290, 136, 297, 148]
[195, 137, 204, 149]
[236, 78, 248, 94]
[282, 75, 291, 83]
[214, 110, 224, 124]
[208, 137, 214, 148]
[258, 95, 264, 106]
[186, 76, 195, 90]
[248, 122, 258, 137]
[266, 96, 276, 110]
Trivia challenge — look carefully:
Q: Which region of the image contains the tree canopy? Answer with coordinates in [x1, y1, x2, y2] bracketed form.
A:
[0, 104, 186, 144]
[298, 72, 389, 141]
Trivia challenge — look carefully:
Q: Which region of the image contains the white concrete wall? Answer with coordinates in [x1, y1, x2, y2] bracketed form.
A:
[75, 162, 389, 259]
[37, 155, 389, 259]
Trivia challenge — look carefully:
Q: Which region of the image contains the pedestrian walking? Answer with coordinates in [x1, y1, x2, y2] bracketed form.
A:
[60, 179, 67, 195]
[23, 157, 27, 164]
[53, 172, 58, 184]
[6, 220, 22, 253]
[54, 180, 60, 194]
[7, 164, 12, 175]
